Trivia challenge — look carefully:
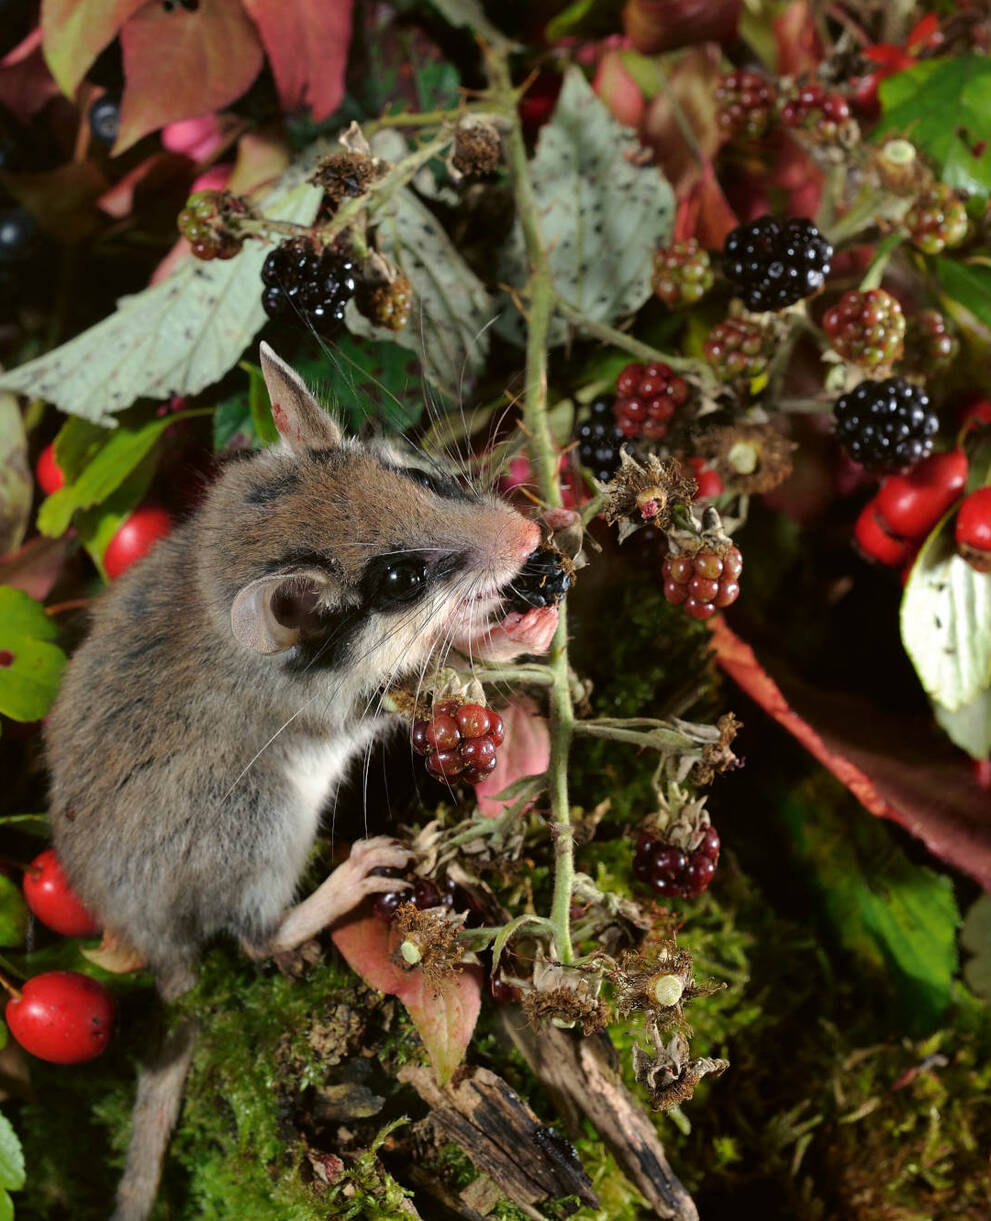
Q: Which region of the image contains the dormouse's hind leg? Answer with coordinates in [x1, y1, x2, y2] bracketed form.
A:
[246, 836, 413, 958]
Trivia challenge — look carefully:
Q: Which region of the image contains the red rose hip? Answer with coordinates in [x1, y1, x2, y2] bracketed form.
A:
[5, 970, 114, 1064]
[956, 486, 991, 573]
[36, 442, 65, 495]
[23, 848, 101, 937]
[103, 506, 172, 580]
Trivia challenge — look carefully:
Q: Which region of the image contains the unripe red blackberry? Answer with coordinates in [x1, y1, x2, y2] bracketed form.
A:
[716, 71, 776, 139]
[662, 544, 742, 619]
[177, 190, 247, 261]
[411, 700, 504, 784]
[632, 823, 721, 899]
[651, 240, 714, 308]
[833, 377, 937, 473]
[614, 361, 691, 440]
[903, 310, 959, 375]
[905, 184, 968, 255]
[822, 289, 906, 370]
[780, 81, 857, 145]
[703, 318, 769, 382]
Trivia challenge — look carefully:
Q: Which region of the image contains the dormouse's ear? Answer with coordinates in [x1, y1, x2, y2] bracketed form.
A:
[259, 341, 342, 453]
[231, 570, 332, 654]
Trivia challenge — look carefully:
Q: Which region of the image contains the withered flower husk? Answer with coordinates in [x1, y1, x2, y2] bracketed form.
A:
[392, 902, 464, 986]
[633, 1026, 729, 1110]
[614, 943, 724, 1022]
[700, 422, 796, 494]
[449, 117, 503, 178]
[690, 712, 742, 786]
[603, 450, 697, 530]
[309, 150, 383, 206]
[521, 985, 611, 1036]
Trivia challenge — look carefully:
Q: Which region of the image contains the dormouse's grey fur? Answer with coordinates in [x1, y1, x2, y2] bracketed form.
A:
[43, 344, 547, 1220]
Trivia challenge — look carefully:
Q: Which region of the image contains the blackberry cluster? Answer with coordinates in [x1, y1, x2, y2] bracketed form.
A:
[371, 871, 480, 924]
[614, 361, 691, 440]
[833, 377, 938, 473]
[88, 94, 119, 145]
[412, 701, 504, 783]
[506, 547, 573, 611]
[651, 240, 714, 308]
[576, 396, 625, 483]
[662, 545, 742, 620]
[177, 190, 246, 261]
[634, 825, 720, 899]
[904, 309, 959, 374]
[703, 318, 769, 382]
[723, 216, 832, 312]
[716, 71, 776, 139]
[780, 82, 856, 143]
[905, 184, 968, 255]
[261, 237, 357, 336]
[822, 288, 906, 370]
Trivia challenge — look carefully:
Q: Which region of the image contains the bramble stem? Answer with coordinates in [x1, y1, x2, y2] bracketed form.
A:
[554, 296, 713, 382]
[489, 46, 576, 964]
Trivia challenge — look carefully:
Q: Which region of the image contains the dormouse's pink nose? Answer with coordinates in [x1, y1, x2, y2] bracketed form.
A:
[516, 517, 541, 558]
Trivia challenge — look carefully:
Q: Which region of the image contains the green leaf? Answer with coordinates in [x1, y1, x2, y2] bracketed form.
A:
[0, 1108, 25, 1192]
[0, 1021, 6, 1053]
[0, 155, 323, 422]
[0, 391, 30, 559]
[344, 186, 494, 400]
[0, 586, 66, 722]
[901, 511, 991, 711]
[961, 893, 991, 1000]
[0, 1187, 11, 1221]
[932, 255, 991, 334]
[933, 688, 991, 760]
[782, 786, 959, 1029]
[497, 66, 675, 348]
[0, 814, 49, 836]
[876, 57, 991, 198]
[0, 878, 27, 949]
[74, 454, 159, 580]
[295, 334, 424, 433]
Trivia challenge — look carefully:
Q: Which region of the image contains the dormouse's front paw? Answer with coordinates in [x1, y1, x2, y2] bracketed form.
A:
[338, 836, 415, 905]
[461, 605, 559, 663]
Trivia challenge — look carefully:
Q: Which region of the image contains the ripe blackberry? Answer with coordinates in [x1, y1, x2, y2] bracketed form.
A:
[833, 378, 938, 473]
[651, 240, 714, 308]
[723, 216, 832, 312]
[261, 236, 357, 336]
[903, 310, 959, 375]
[614, 361, 691, 440]
[355, 273, 413, 331]
[88, 94, 120, 145]
[905, 184, 968, 255]
[411, 700, 504, 785]
[716, 71, 776, 139]
[506, 546, 573, 611]
[822, 288, 906, 370]
[633, 824, 720, 899]
[576, 396, 625, 483]
[177, 190, 247, 261]
[662, 544, 742, 620]
[780, 82, 857, 145]
[0, 208, 39, 265]
[372, 871, 476, 922]
[703, 318, 769, 382]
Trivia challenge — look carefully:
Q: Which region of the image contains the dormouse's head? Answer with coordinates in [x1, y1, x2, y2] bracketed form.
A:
[199, 344, 541, 690]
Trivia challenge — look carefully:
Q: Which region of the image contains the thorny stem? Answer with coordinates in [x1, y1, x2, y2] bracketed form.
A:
[554, 295, 713, 380]
[490, 46, 576, 965]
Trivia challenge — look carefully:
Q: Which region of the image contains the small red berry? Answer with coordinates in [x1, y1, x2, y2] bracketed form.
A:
[425, 714, 459, 752]
[652, 846, 688, 878]
[461, 736, 497, 769]
[875, 450, 968, 541]
[36, 442, 65, 495]
[682, 854, 716, 898]
[713, 579, 741, 608]
[23, 848, 100, 937]
[853, 501, 914, 566]
[693, 552, 723, 580]
[485, 712, 505, 747]
[955, 487, 991, 573]
[699, 825, 720, 860]
[456, 704, 489, 739]
[5, 970, 114, 1064]
[103, 506, 172, 580]
[688, 458, 724, 500]
[411, 721, 430, 755]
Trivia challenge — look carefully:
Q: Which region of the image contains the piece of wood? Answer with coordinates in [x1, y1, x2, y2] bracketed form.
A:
[503, 1017, 698, 1221]
[399, 1064, 598, 1214]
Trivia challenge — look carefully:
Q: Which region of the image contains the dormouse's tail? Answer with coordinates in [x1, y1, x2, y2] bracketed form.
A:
[111, 968, 197, 1221]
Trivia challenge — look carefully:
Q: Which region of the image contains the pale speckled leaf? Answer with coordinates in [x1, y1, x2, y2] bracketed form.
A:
[901, 514, 991, 712]
[934, 688, 991, 760]
[344, 187, 494, 400]
[0, 391, 30, 557]
[498, 66, 674, 348]
[0, 158, 323, 423]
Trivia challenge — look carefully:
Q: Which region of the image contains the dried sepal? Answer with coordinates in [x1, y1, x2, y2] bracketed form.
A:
[602, 450, 697, 530]
[522, 959, 611, 1035]
[448, 116, 503, 179]
[392, 902, 465, 986]
[700, 422, 796, 494]
[690, 712, 741, 786]
[310, 150, 383, 207]
[613, 942, 724, 1023]
[633, 1025, 728, 1110]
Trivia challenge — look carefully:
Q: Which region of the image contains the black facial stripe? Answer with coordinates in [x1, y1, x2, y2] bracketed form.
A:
[261, 549, 340, 579]
[244, 470, 301, 505]
[283, 605, 365, 676]
[382, 461, 473, 502]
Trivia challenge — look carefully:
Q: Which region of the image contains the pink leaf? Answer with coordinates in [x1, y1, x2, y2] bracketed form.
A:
[242, 0, 353, 120]
[475, 697, 551, 818]
[710, 617, 991, 889]
[40, 0, 145, 96]
[332, 913, 482, 1085]
[0, 30, 60, 121]
[115, 0, 264, 154]
[0, 535, 70, 601]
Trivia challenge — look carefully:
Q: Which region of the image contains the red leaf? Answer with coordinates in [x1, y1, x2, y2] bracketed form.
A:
[641, 45, 723, 196]
[673, 165, 739, 248]
[710, 617, 991, 889]
[115, 0, 264, 154]
[242, 0, 353, 120]
[41, 0, 146, 96]
[0, 30, 60, 121]
[772, 0, 822, 76]
[0, 535, 71, 601]
[623, 0, 740, 54]
[332, 913, 482, 1084]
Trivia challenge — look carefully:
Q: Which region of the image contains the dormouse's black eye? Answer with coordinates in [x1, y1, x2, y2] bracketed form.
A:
[410, 470, 439, 493]
[377, 558, 428, 604]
